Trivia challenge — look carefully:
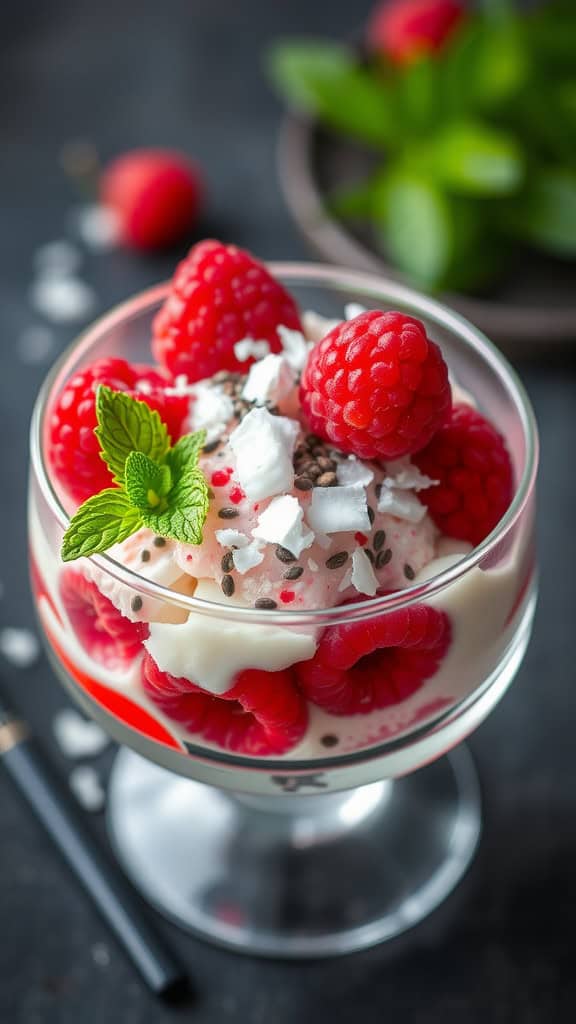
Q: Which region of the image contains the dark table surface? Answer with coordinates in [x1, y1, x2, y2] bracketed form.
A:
[1, 1, 575, 1021]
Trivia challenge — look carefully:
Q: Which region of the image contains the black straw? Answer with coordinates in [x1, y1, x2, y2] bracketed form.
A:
[0, 687, 188, 1000]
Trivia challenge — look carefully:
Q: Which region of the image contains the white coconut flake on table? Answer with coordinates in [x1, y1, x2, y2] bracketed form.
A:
[345, 302, 367, 320]
[229, 406, 298, 501]
[252, 495, 315, 557]
[33, 240, 82, 276]
[215, 529, 250, 549]
[30, 275, 96, 323]
[232, 540, 265, 574]
[336, 456, 375, 488]
[188, 383, 234, 443]
[53, 708, 109, 759]
[0, 628, 39, 668]
[377, 485, 427, 523]
[351, 547, 379, 596]
[69, 765, 106, 813]
[234, 338, 270, 362]
[242, 355, 296, 407]
[72, 203, 120, 251]
[17, 325, 55, 365]
[383, 457, 437, 491]
[277, 325, 310, 371]
[307, 484, 370, 534]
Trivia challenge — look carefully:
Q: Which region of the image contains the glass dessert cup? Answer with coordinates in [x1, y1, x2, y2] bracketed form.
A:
[29, 264, 538, 958]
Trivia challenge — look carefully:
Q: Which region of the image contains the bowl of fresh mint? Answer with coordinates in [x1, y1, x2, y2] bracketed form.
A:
[268, 0, 576, 350]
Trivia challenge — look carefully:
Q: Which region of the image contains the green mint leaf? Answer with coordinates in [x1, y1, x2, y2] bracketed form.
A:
[166, 430, 206, 477]
[267, 41, 396, 148]
[61, 490, 143, 563]
[373, 169, 453, 289]
[504, 168, 576, 257]
[125, 451, 172, 511]
[428, 121, 524, 197]
[142, 466, 209, 546]
[95, 386, 170, 486]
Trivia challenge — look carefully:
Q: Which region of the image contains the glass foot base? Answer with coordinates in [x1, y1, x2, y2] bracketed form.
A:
[107, 746, 481, 958]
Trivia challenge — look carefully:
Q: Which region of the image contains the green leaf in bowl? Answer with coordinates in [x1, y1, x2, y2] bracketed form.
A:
[267, 41, 396, 149]
[428, 121, 524, 197]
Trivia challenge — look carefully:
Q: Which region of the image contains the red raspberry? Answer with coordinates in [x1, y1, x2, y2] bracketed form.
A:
[300, 310, 451, 460]
[412, 403, 514, 546]
[368, 0, 465, 65]
[295, 604, 451, 716]
[142, 652, 307, 756]
[100, 148, 203, 250]
[152, 239, 302, 381]
[60, 571, 149, 669]
[49, 358, 188, 504]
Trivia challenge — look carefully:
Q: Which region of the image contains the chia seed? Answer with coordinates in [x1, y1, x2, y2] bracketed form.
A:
[321, 734, 339, 748]
[373, 530, 386, 552]
[375, 483, 383, 500]
[325, 551, 349, 570]
[221, 575, 235, 598]
[141, 549, 151, 562]
[221, 551, 234, 573]
[202, 439, 220, 454]
[316, 471, 337, 487]
[283, 565, 304, 580]
[294, 476, 314, 491]
[218, 507, 240, 519]
[367, 506, 375, 525]
[254, 597, 278, 610]
[404, 563, 415, 580]
[376, 548, 393, 569]
[153, 536, 166, 548]
[275, 546, 296, 564]
[131, 596, 143, 613]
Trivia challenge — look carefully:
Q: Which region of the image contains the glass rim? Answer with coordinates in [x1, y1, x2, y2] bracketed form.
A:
[30, 261, 539, 629]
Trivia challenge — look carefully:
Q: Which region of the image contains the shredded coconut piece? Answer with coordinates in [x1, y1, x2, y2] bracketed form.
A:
[302, 310, 340, 344]
[0, 627, 39, 668]
[30, 275, 96, 323]
[252, 495, 314, 557]
[307, 484, 370, 534]
[53, 708, 109, 759]
[383, 457, 437, 491]
[242, 354, 295, 407]
[229, 407, 298, 501]
[188, 383, 234, 443]
[377, 485, 427, 523]
[69, 766, 105, 813]
[338, 565, 353, 593]
[73, 203, 120, 250]
[351, 547, 379, 596]
[277, 325, 310, 371]
[232, 540, 265, 574]
[234, 338, 270, 362]
[336, 456, 375, 488]
[345, 302, 367, 320]
[308, 559, 319, 573]
[215, 529, 250, 549]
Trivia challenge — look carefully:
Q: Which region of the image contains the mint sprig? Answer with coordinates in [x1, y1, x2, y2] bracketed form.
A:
[61, 387, 209, 562]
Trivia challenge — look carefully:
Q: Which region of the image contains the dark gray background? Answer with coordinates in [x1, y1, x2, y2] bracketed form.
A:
[1, 1, 575, 1021]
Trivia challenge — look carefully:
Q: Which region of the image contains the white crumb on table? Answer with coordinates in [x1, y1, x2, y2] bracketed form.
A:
[91, 942, 111, 968]
[0, 628, 40, 668]
[71, 203, 120, 250]
[33, 240, 82, 276]
[53, 708, 110, 759]
[69, 765, 106, 813]
[30, 275, 97, 323]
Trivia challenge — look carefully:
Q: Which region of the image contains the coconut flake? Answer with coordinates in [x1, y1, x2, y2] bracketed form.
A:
[308, 558, 319, 573]
[336, 456, 374, 488]
[338, 565, 353, 593]
[302, 311, 340, 344]
[345, 302, 367, 320]
[30, 275, 96, 323]
[351, 548, 379, 596]
[252, 495, 314, 557]
[73, 203, 120, 251]
[277, 325, 310, 371]
[232, 540, 265, 575]
[229, 406, 298, 501]
[188, 383, 234, 443]
[307, 484, 370, 534]
[69, 766, 105, 813]
[215, 529, 250, 549]
[242, 354, 296, 407]
[0, 628, 39, 668]
[53, 708, 109, 759]
[377, 485, 427, 523]
[234, 338, 270, 362]
[383, 457, 437, 491]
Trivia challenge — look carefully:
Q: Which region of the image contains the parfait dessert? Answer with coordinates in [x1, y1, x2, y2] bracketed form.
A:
[30, 241, 534, 765]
